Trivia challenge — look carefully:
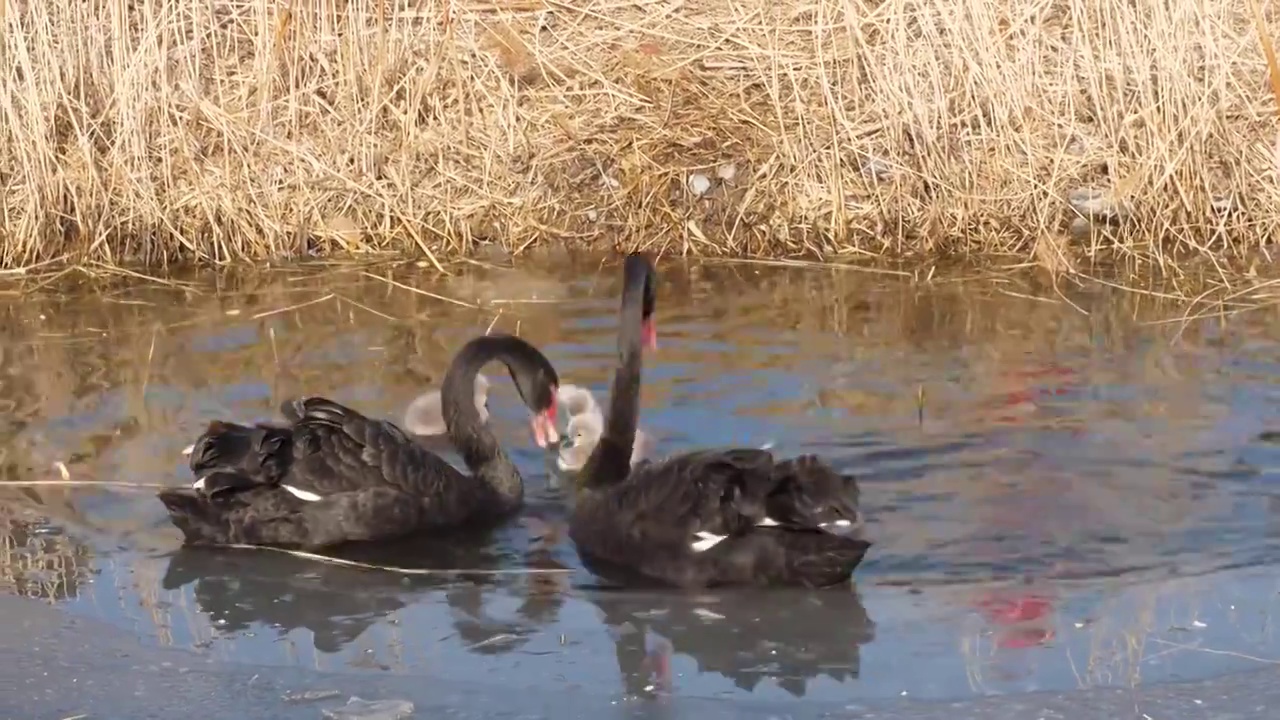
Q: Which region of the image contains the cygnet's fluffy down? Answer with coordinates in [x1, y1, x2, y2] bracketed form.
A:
[556, 383, 600, 419]
[554, 384, 652, 472]
[403, 373, 491, 436]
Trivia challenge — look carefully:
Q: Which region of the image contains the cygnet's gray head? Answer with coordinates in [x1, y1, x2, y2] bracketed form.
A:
[555, 384, 599, 421]
[403, 373, 491, 436]
[556, 410, 602, 473]
[555, 408, 653, 473]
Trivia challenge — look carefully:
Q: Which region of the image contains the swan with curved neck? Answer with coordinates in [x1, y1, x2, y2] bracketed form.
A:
[439, 334, 559, 500]
[567, 252, 870, 589]
[403, 373, 491, 437]
[158, 333, 560, 550]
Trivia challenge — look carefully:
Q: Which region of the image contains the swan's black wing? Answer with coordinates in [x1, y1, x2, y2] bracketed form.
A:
[159, 397, 503, 551]
[280, 397, 481, 505]
[624, 448, 779, 536]
[571, 449, 779, 566]
[572, 449, 869, 588]
[157, 484, 434, 551]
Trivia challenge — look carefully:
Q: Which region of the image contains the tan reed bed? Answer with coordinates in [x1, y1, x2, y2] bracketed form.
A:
[3, 0, 1280, 272]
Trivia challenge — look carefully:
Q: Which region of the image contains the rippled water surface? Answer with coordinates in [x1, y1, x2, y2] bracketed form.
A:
[5, 253, 1280, 710]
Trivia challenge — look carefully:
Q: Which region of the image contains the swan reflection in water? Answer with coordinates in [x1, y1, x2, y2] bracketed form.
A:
[160, 523, 872, 698]
[160, 532, 567, 657]
[581, 586, 875, 700]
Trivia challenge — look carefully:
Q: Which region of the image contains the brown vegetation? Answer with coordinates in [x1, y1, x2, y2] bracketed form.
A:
[2, 0, 1280, 270]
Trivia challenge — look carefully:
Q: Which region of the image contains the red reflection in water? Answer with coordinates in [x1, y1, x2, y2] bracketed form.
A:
[974, 591, 1056, 649]
[989, 361, 1081, 427]
[640, 635, 674, 697]
[973, 360, 1074, 652]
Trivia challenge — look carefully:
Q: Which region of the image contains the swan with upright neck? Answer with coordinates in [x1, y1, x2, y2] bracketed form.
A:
[567, 253, 870, 589]
[157, 333, 561, 551]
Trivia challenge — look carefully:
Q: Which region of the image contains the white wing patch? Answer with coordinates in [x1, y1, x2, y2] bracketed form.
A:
[282, 485, 323, 502]
[192, 478, 205, 490]
[820, 518, 856, 535]
[755, 517, 781, 527]
[690, 531, 726, 552]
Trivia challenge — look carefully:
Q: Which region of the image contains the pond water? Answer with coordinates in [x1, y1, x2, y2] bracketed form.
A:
[3, 252, 1280, 713]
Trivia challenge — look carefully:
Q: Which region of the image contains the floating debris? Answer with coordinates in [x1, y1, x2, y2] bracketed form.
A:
[468, 633, 520, 650]
[282, 689, 343, 704]
[692, 607, 726, 620]
[321, 697, 415, 720]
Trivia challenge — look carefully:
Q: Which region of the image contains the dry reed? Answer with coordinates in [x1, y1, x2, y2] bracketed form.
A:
[3, 0, 1280, 271]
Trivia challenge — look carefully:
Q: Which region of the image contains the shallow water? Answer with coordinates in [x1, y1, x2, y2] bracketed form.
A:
[4, 254, 1280, 711]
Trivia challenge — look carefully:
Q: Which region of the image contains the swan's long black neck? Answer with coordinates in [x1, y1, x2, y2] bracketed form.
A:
[440, 337, 524, 505]
[581, 255, 653, 489]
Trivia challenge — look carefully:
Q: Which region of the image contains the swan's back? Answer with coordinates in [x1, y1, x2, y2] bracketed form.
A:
[571, 448, 869, 588]
[282, 397, 470, 499]
[161, 397, 500, 550]
[572, 448, 776, 550]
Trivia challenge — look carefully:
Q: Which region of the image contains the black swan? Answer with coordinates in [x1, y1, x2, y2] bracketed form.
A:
[157, 333, 561, 550]
[567, 252, 871, 588]
[554, 384, 653, 473]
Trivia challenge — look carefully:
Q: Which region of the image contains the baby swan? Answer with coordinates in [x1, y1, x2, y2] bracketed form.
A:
[403, 373, 492, 436]
[554, 384, 652, 473]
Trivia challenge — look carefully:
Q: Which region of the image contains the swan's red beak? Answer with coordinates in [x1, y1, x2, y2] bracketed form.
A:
[641, 318, 658, 350]
[531, 408, 560, 449]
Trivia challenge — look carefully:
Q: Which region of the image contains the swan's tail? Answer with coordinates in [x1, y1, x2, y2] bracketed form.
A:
[188, 420, 293, 486]
[765, 455, 865, 535]
[785, 532, 872, 587]
[157, 488, 236, 545]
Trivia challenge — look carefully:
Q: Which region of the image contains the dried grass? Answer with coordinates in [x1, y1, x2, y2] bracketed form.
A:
[2, 0, 1280, 271]
[0, 507, 94, 602]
